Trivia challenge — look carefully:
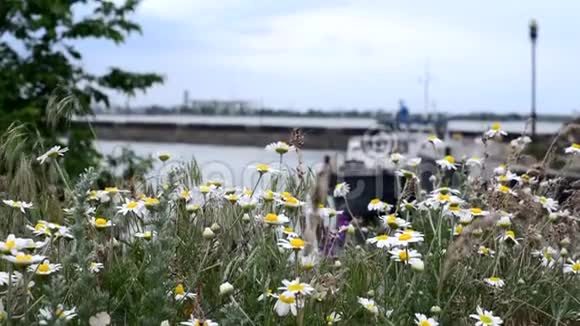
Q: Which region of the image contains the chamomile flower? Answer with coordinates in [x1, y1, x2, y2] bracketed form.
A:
[493, 164, 507, 176]
[496, 214, 512, 228]
[326, 311, 343, 324]
[333, 182, 350, 197]
[266, 141, 295, 155]
[300, 255, 318, 271]
[91, 217, 113, 229]
[478, 246, 495, 257]
[407, 157, 422, 168]
[400, 199, 417, 213]
[254, 163, 274, 174]
[2, 252, 45, 265]
[367, 234, 396, 249]
[390, 153, 405, 165]
[532, 247, 558, 268]
[470, 306, 503, 326]
[143, 197, 160, 208]
[535, 196, 559, 212]
[38, 304, 77, 325]
[427, 135, 443, 146]
[2, 200, 33, 213]
[259, 213, 290, 225]
[172, 283, 197, 301]
[89, 262, 104, 273]
[279, 278, 314, 296]
[0, 234, 37, 254]
[117, 199, 145, 217]
[469, 208, 489, 217]
[453, 224, 463, 236]
[436, 155, 457, 170]
[389, 248, 422, 264]
[28, 260, 62, 275]
[458, 213, 474, 225]
[563, 259, 580, 274]
[395, 230, 424, 246]
[180, 316, 218, 326]
[273, 291, 300, 316]
[510, 136, 532, 151]
[396, 169, 418, 180]
[135, 231, 156, 240]
[358, 297, 379, 315]
[36, 145, 68, 164]
[495, 184, 517, 196]
[368, 198, 390, 212]
[237, 195, 258, 210]
[381, 214, 411, 229]
[564, 143, 580, 155]
[501, 230, 521, 245]
[278, 238, 306, 251]
[484, 122, 508, 139]
[484, 276, 505, 288]
[280, 196, 304, 208]
[414, 313, 439, 326]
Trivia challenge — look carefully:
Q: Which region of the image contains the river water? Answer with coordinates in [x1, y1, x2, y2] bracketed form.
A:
[95, 140, 342, 187]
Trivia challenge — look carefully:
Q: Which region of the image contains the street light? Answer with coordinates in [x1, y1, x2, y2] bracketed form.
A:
[529, 19, 538, 138]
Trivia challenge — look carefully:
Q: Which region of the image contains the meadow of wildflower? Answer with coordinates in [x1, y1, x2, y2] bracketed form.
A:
[0, 121, 579, 326]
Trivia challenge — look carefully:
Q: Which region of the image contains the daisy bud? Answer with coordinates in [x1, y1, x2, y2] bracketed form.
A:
[548, 213, 559, 222]
[430, 306, 442, 314]
[202, 227, 215, 239]
[517, 278, 525, 284]
[560, 248, 569, 258]
[333, 260, 342, 268]
[411, 260, 425, 272]
[560, 237, 571, 247]
[210, 222, 221, 232]
[367, 290, 375, 297]
[241, 213, 251, 222]
[219, 281, 234, 296]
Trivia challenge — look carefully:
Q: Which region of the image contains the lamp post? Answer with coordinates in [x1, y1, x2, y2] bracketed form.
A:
[529, 19, 538, 139]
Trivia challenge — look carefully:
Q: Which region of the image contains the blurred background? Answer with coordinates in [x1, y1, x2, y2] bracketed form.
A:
[1, 0, 578, 186]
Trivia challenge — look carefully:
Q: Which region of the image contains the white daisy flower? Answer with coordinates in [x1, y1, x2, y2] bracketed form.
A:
[38, 304, 76, 325]
[172, 283, 197, 301]
[534, 196, 558, 212]
[478, 246, 495, 257]
[265, 141, 295, 155]
[532, 247, 558, 268]
[0, 271, 22, 286]
[390, 153, 405, 165]
[278, 238, 306, 251]
[395, 230, 425, 246]
[496, 214, 512, 228]
[36, 145, 68, 164]
[326, 311, 343, 324]
[333, 182, 350, 197]
[367, 198, 391, 212]
[381, 214, 411, 229]
[484, 122, 508, 139]
[407, 157, 422, 168]
[273, 290, 301, 316]
[89, 262, 104, 273]
[279, 196, 305, 208]
[389, 248, 422, 265]
[252, 163, 277, 175]
[469, 207, 489, 217]
[279, 278, 314, 296]
[135, 231, 156, 240]
[2, 252, 45, 265]
[564, 143, 580, 155]
[2, 200, 33, 213]
[400, 199, 417, 213]
[436, 155, 456, 170]
[180, 316, 218, 326]
[427, 135, 443, 146]
[495, 185, 517, 196]
[484, 276, 505, 288]
[470, 306, 503, 326]
[258, 213, 290, 225]
[414, 313, 439, 326]
[500, 230, 521, 245]
[117, 199, 145, 217]
[237, 195, 259, 211]
[366, 234, 396, 249]
[28, 260, 62, 275]
[563, 259, 580, 274]
[91, 217, 113, 229]
[0, 234, 37, 254]
[493, 164, 507, 176]
[299, 254, 318, 271]
[358, 297, 379, 315]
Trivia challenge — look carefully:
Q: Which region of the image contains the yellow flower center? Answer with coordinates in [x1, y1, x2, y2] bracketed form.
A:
[491, 122, 501, 131]
[572, 143, 580, 149]
[284, 227, 294, 233]
[199, 186, 210, 193]
[5, 240, 15, 250]
[285, 197, 299, 205]
[264, 213, 278, 223]
[498, 185, 510, 193]
[455, 225, 463, 235]
[95, 218, 108, 227]
[288, 283, 304, 292]
[175, 284, 185, 295]
[104, 187, 118, 193]
[387, 215, 397, 225]
[289, 238, 305, 248]
[481, 247, 489, 254]
[420, 321, 431, 326]
[263, 190, 274, 201]
[275, 142, 289, 154]
[488, 276, 500, 282]
[480, 315, 493, 324]
[144, 197, 159, 206]
[55, 308, 64, 317]
[471, 208, 482, 215]
[158, 153, 170, 161]
[15, 254, 32, 263]
[438, 194, 450, 202]
[375, 235, 389, 241]
[279, 293, 296, 304]
[572, 263, 580, 272]
[506, 230, 515, 238]
[35, 223, 47, 232]
[365, 303, 375, 310]
[38, 263, 50, 273]
[398, 233, 412, 241]
[498, 175, 508, 182]
[398, 251, 408, 261]
[444, 155, 455, 164]
[256, 164, 270, 173]
[370, 198, 381, 205]
[127, 201, 138, 209]
[428, 135, 439, 142]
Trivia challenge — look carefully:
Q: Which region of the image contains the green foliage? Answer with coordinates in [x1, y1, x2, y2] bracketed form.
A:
[0, 0, 163, 173]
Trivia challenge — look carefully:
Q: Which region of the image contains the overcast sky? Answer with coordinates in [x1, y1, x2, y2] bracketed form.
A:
[79, 0, 580, 114]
